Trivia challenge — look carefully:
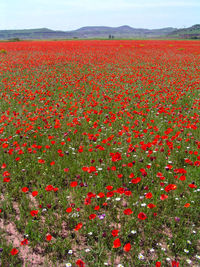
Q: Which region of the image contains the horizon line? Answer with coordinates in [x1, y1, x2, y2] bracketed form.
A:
[0, 24, 198, 31]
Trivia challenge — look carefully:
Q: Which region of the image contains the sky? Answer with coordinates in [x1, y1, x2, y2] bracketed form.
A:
[1, 0, 199, 30]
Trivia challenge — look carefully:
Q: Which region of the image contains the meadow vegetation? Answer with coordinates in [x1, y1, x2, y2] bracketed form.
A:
[0, 40, 199, 266]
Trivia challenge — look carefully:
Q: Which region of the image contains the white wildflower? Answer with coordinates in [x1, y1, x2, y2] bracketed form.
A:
[138, 253, 144, 260]
[131, 230, 137, 234]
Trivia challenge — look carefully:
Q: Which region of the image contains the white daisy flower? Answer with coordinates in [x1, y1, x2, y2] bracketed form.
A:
[138, 253, 144, 260]
[131, 230, 137, 234]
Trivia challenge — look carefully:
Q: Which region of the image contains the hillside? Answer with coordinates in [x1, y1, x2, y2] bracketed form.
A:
[0, 25, 199, 40]
[168, 24, 200, 39]
[0, 26, 177, 40]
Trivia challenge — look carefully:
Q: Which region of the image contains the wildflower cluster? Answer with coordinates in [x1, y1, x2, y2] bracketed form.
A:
[0, 40, 199, 266]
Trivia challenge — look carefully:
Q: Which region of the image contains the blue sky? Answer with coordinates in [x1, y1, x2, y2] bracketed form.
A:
[1, 0, 199, 30]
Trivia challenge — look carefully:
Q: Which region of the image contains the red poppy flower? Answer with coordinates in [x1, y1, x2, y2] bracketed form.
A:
[89, 214, 96, 220]
[2, 143, 8, 148]
[70, 181, 78, 187]
[111, 229, 119, 237]
[74, 223, 83, 231]
[113, 238, 121, 248]
[38, 159, 45, 164]
[123, 208, 133, 215]
[21, 238, 28, 245]
[188, 184, 197, 188]
[131, 177, 141, 184]
[32, 191, 38, 197]
[124, 190, 132, 196]
[46, 234, 52, 241]
[110, 152, 122, 162]
[123, 243, 131, 252]
[21, 187, 29, 193]
[164, 184, 177, 192]
[145, 192, 153, 199]
[84, 198, 91, 205]
[82, 166, 88, 172]
[30, 210, 38, 217]
[160, 194, 168, 200]
[3, 177, 10, 182]
[76, 259, 85, 267]
[106, 185, 113, 190]
[147, 203, 156, 209]
[138, 212, 147, 220]
[10, 248, 19, 255]
[53, 187, 59, 192]
[87, 192, 96, 198]
[106, 191, 114, 198]
[45, 185, 54, 191]
[179, 175, 186, 181]
[88, 166, 96, 173]
[3, 171, 10, 177]
[66, 207, 72, 213]
[171, 260, 179, 267]
[98, 192, 105, 198]
[156, 261, 161, 267]
[140, 168, 147, 177]
[1, 163, 6, 169]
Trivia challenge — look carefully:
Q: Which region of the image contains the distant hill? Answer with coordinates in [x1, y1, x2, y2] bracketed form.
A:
[168, 24, 200, 39]
[0, 28, 67, 40]
[72, 26, 176, 38]
[0, 25, 199, 40]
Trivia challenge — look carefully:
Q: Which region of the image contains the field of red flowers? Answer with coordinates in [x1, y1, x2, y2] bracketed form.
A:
[0, 40, 199, 267]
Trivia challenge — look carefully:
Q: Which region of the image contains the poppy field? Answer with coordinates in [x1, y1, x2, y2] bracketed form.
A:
[0, 40, 199, 267]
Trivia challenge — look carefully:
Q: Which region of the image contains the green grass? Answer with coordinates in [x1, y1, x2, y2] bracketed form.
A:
[0, 40, 199, 266]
